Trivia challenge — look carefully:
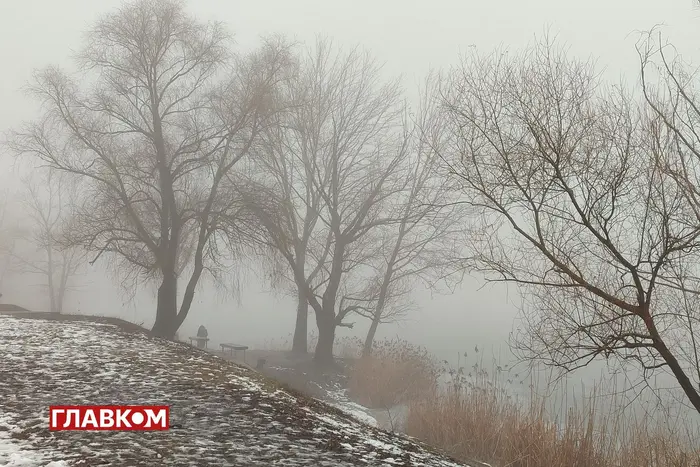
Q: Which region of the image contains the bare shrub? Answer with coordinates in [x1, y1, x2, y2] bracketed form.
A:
[347, 338, 439, 409]
[334, 335, 363, 360]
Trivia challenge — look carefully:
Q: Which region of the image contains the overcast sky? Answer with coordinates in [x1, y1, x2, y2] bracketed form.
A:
[2, 0, 700, 378]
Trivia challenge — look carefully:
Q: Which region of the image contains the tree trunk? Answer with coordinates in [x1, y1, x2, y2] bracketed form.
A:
[152, 269, 178, 338]
[292, 286, 308, 354]
[313, 240, 344, 369]
[314, 310, 336, 368]
[56, 261, 69, 315]
[174, 252, 206, 333]
[641, 308, 700, 415]
[47, 242, 56, 314]
[362, 250, 395, 358]
[363, 317, 380, 358]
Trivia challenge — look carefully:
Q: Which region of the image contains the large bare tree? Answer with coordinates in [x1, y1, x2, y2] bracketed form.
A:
[437, 36, 700, 414]
[242, 40, 408, 366]
[9, 0, 290, 337]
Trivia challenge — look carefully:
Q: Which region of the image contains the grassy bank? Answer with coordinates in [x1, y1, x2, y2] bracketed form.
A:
[345, 339, 700, 467]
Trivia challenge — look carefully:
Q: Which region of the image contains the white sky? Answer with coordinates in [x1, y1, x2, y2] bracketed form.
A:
[1, 0, 700, 376]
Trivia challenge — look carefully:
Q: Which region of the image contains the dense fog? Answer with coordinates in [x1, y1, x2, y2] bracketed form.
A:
[2, 0, 700, 438]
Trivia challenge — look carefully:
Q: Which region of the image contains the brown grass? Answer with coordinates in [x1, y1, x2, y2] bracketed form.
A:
[347, 338, 440, 409]
[404, 353, 700, 467]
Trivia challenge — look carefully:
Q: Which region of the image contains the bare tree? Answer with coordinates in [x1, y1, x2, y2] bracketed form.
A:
[232, 44, 325, 354]
[637, 29, 700, 412]
[242, 39, 408, 366]
[437, 36, 700, 414]
[9, 172, 84, 313]
[9, 0, 291, 337]
[356, 76, 467, 357]
[0, 190, 18, 299]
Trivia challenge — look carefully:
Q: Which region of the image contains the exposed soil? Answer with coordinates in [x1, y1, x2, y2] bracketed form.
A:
[0, 313, 470, 467]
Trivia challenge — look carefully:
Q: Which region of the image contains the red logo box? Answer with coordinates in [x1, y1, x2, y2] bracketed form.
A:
[49, 405, 170, 431]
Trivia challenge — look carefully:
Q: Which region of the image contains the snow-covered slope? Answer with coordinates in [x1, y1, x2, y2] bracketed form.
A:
[0, 315, 471, 467]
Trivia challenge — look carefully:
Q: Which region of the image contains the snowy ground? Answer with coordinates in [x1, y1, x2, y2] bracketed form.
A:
[325, 389, 379, 428]
[0, 315, 471, 466]
[258, 363, 380, 428]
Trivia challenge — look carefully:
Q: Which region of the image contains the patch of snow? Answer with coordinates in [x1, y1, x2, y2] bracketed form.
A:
[0, 414, 68, 467]
[323, 388, 378, 427]
[328, 400, 378, 427]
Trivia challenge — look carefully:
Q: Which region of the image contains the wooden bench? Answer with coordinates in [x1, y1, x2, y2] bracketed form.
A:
[188, 336, 209, 348]
[220, 343, 248, 362]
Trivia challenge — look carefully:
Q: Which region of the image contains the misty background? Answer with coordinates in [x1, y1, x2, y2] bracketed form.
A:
[2, 0, 700, 423]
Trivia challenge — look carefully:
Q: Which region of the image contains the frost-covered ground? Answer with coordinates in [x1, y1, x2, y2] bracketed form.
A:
[0, 315, 471, 467]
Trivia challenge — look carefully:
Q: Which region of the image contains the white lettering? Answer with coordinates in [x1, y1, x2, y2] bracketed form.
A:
[115, 409, 132, 428]
[99, 409, 114, 428]
[81, 409, 98, 429]
[51, 408, 65, 428]
[143, 408, 167, 428]
[63, 409, 80, 428]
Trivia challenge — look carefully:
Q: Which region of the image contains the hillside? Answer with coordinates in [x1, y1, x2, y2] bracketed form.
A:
[0, 314, 471, 467]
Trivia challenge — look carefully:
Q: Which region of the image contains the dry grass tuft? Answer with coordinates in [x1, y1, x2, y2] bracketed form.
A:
[347, 338, 439, 409]
[405, 353, 700, 467]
